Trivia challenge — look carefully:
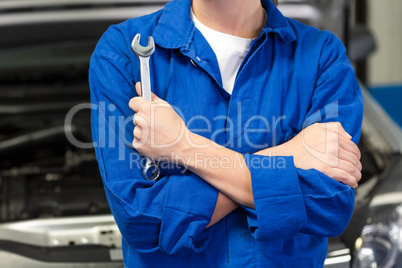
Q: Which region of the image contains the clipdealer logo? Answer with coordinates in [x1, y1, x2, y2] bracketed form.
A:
[64, 100, 339, 169]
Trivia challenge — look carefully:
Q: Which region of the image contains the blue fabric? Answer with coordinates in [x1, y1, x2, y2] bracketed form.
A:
[89, 0, 363, 267]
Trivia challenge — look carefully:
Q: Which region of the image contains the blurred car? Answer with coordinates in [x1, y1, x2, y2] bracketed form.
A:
[0, 1, 165, 267]
[0, 0, 401, 267]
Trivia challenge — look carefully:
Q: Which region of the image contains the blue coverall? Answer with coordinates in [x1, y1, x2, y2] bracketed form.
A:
[89, 0, 363, 267]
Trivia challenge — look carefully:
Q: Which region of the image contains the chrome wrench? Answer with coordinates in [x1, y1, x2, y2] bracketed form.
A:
[131, 33, 160, 181]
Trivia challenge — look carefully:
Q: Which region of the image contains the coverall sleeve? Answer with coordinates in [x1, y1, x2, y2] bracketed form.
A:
[89, 26, 218, 255]
[241, 31, 363, 241]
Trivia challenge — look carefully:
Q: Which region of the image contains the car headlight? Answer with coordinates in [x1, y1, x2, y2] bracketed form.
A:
[352, 205, 402, 268]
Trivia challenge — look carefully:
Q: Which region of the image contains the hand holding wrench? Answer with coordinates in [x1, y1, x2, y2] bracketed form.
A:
[131, 34, 160, 181]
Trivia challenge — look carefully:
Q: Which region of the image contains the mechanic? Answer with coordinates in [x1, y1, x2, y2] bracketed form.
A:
[89, 0, 363, 267]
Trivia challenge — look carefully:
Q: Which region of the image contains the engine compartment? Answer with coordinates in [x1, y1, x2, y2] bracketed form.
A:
[0, 72, 110, 222]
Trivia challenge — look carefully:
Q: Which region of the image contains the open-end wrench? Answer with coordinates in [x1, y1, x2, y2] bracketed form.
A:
[131, 34, 160, 181]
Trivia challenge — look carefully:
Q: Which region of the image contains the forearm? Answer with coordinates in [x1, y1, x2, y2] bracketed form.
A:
[180, 132, 254, 208]
[129, 90, 361, 229]
[206, 192, 239, 228]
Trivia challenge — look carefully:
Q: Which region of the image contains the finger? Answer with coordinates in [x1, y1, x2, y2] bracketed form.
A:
[133, 114, 142, 127]
[132, 136, 143, 150]
[339, 147, 362, 171]
[323, 152, 361, 181]
[129, 97, 146, 112]
[132, 126, 149, 150]
[136, 81, 165, 103]
[317, 122, 351, 140]
[336, 159, 362, 183]
[151, 91, 168, 104]
[324, 167, 359, 188]
[135, 82, 142, 97]
[339, 137, 361, 159]
[150, 91, 159, 102]
[133, 113, 149, 131]
[133, 126, 142, 140]
[332, 122, 352, 140]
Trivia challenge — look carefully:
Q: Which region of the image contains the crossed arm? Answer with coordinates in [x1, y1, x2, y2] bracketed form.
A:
[129, 82, 362, 228]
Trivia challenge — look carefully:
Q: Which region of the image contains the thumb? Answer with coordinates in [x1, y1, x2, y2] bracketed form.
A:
[135, 82, 165, 103]
[150, 91, 165, 103]
[135, 82, 142, 97]
[322, 122, 352, 140]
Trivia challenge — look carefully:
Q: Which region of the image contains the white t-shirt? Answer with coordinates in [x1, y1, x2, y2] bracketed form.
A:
[191, 12, 252, 95]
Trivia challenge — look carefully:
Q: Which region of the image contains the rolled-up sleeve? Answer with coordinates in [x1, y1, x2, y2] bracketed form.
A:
[89, 26, 218, 255]
[241, 155, 307, 240]
[241, 31, 362, 241]
[242, 155, 355, 241]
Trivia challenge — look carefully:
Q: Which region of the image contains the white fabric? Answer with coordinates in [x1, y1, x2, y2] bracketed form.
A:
[191, 12, 252, 95]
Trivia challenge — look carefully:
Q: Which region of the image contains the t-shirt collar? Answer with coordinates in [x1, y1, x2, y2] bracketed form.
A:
[152, 0, 296, 50]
